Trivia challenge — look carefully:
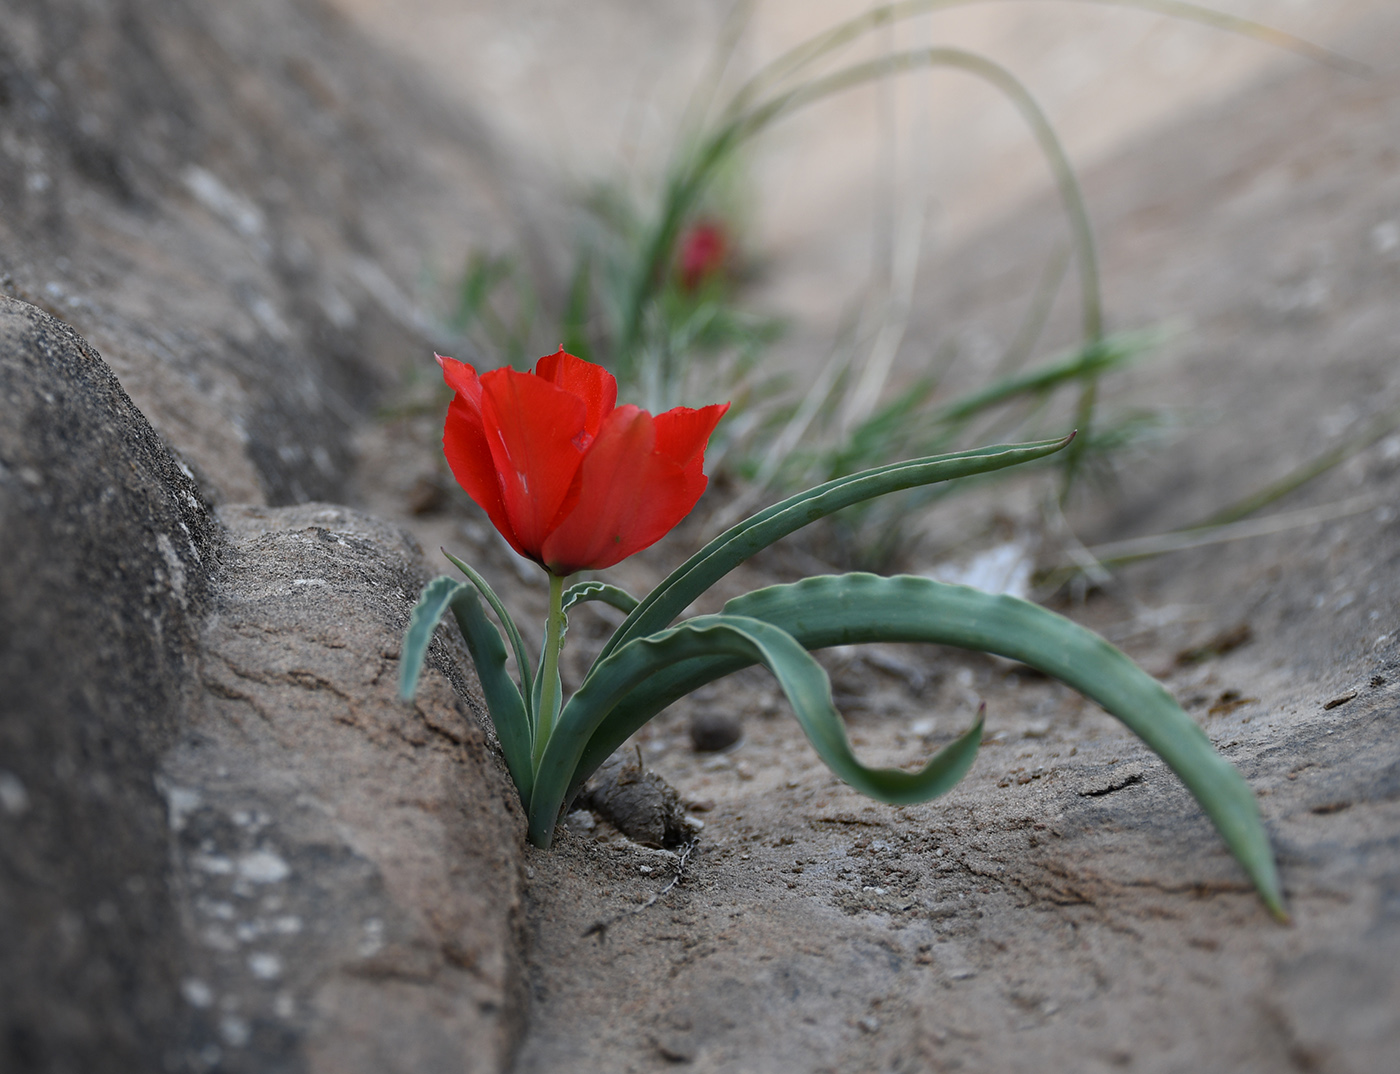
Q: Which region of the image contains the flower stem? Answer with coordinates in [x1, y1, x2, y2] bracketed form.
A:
[534, 572, 567, 770]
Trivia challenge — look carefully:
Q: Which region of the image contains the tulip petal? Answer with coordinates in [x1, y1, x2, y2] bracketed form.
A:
[534, 347, 617, 441]
[437, 353, 485, 411]
[438, 356, 525, 555]
[480, 368, 588, 560]
[542, 405, 713, 574]
[652, 403, 730, 468]
[442, 395, 525, 555]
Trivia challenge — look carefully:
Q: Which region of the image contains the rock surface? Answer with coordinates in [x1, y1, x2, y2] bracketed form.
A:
[163, 503, 524, 1074]
[0, 0, 538, 506]
[0, 296, 527, 1072]
[0, 296, 218, 1073]
[0, 0, 540, 1064]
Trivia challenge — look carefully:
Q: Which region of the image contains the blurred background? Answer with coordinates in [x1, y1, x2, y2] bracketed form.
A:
[324, 0, 1380, 352]
[319, 0, 1396, 575]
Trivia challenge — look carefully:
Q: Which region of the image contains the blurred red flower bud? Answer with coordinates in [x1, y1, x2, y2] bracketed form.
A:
[677, 220, 728, 292]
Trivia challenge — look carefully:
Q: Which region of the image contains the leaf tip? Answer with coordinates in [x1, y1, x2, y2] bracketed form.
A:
[397, 664, 419, 704]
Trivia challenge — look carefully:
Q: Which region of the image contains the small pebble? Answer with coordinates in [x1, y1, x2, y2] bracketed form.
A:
[690, 710, 742, 752]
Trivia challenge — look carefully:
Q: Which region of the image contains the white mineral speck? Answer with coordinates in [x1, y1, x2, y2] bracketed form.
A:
[237, 850, 290, 883]
[163, 786, 202, 831]
[181, 979, 214, 1008]
[248, 953, 283, 980]
[193, 854, 234, 876]
[219, 1015, 251, 1048]
[358, 918, 385, 958]
[0, 771, 30, 816]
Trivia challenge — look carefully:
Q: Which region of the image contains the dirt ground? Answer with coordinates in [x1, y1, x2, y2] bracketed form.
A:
[333, 3, 1400, 1072]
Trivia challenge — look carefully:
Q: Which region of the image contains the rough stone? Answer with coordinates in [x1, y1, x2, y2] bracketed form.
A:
[579, 750, 696, 850]
[0, 296, 219, 1074]
[162, 503, 525, 1074]
[0, 0, 537, 507]
[0, 298, 528, 1073]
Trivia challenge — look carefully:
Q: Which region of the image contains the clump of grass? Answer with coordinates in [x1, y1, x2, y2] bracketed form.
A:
[441, 0, 1351, 566]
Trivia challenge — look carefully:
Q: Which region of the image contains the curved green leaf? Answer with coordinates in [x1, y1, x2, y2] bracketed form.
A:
[565, 652, 751, 808]
[529, 614, 984, 849]
[399, 576, 534, 805]
[442, 549, 535, 718]
[726, 574, 1284, 918]
[448, 587, 534, 804]
[594, 436, 1072, 666]
[398, 576, 469, 702]
[563, 581, 640, 614]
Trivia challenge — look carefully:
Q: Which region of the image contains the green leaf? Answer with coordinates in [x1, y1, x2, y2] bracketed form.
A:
[562, 581, 640, 614]
[398, 576, 469, 702]
[398, 576, 534, 805]
[442, 549, 535, 721]
[594, 436, 1072, 667]
[448, 587, 534, 804]
[928, 331, 1157, 427]
[528, 614, 984, 849]
[726, 574, 1285, 919]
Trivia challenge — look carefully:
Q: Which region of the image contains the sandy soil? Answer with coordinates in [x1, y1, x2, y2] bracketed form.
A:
[341, 3, 1400, 1071]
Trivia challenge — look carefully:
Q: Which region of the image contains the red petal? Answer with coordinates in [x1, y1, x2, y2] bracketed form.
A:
[437, 353, 484, 412]
[534, 347, 617, 441]
[541, 405, 711, 574]
[441, 396, 525, 557]
[652, 402, 730, 468]
[479, 367, 588, 560]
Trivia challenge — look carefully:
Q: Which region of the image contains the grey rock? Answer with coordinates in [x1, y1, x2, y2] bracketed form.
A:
[0, 0, 543, 507]
[0, 299, 527, 1073]
[0, 296, 218, 1074]
[688, 710, 743, 753]
[163, 504, 525, 1074]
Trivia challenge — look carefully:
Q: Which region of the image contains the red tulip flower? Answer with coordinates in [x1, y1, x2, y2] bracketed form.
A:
[438, 348, 729, 577]
[677, 220, 728, 292]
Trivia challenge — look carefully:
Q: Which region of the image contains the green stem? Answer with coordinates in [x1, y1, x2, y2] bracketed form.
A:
[534, 572, 567, 770]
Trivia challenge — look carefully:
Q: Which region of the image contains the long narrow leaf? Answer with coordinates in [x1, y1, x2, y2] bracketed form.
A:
[566, 652, 751, 808]
[595, 436, 1071, 666]
[449, 588, 534, 804]
[399, 577, 534, 804]
[726, 574, 1284, 918]
[398, 576, 470, 702]
[530, 615, 984, 848]
[442, 549, 535, 724]
[929, 331, 1156, 426]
